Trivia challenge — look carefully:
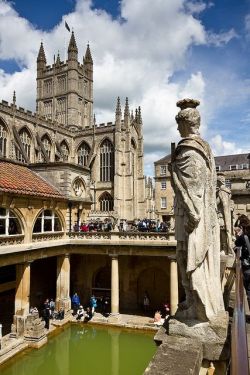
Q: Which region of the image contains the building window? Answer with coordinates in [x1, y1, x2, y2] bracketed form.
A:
[241, 164, 249, 170]
[56, 97, 67, 125]
[60, 141, 69, 161]
[215, 166, 221, 172]
[0, 208, 22, 236]
[160, 165, 167, 175]
[78, 142, 90, 166]
[57, 75, 66, 92]
[99, 192, 114, 212]
[229, 165, 238, 171]
[161, 181, 166, 190]
[43, 100, 52, 119]
[161, 197, 167, 209]
[225, 179, 231, 188]
[100, 139, 114, 182]
[44, 79, 52, 95]
[19, 128, 31, 159]
[33, 210, 62, 233]
[0, 122, 7, 157]
[41, 135, 52, 160]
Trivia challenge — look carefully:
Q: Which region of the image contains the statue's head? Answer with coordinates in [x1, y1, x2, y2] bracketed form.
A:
[175, 98, 200, 138]
[217, 172, 226, 187]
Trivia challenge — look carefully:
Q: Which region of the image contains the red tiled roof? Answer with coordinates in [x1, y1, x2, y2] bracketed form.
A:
[0, 161, 65, 199]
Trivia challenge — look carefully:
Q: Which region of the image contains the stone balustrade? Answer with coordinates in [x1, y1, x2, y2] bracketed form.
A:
[32, 232, 65, 242]
[0, 235, 25, 247]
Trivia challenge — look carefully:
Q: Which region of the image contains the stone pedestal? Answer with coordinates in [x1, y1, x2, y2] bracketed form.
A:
[11, 314, 47, 348]
[167, 311, 230, 361]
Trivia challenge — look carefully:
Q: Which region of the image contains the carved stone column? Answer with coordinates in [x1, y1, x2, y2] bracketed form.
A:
[169, 256, 179, 316]
[111, 255, 119, 314]
[56, 254, 71, 312]
[15, 262, 31, 316]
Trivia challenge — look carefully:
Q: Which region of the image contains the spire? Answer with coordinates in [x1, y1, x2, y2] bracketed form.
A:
[84, 43, 93, 63]
[138, 106, 142, 124]
[135, 108, 138, 122]
[124, 97, 129, 118]
[56, 52, 61, 66]
[13, 91, 16, 106]
[130, 110, 134, 121]
[115, 97, 122, 130]
[116, 97, 121, 116]
[68, 31, 78, 60]
[37, 42, 46, 65]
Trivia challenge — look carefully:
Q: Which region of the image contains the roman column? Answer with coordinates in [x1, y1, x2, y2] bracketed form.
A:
[56, 254, 71, 312]
[111, 255, 119, 314]
[15, 261, 31, 315]
[169, 256, 179, 315]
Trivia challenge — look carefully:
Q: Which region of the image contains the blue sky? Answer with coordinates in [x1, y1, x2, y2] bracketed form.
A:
[0, 0, 249, 175]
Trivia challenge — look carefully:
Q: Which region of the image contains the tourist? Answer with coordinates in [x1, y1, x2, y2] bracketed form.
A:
[84, 307, 93, 322]
[235, 217, 250, 307]
[76, 305, 85, 321]
[49, 298, 55, 318]
[72, 292, 80, 315]
[143, 292, 150, 313]
[56, 307, 65, 320]
[90, 295, 97, 314]
[42, 299, 50, 329]
[154, 311, 164, 326]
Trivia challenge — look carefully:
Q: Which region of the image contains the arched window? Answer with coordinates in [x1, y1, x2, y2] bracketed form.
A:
[0, 208, 22, 236]
[99, 192, 114, 212]
[60, 141, 69, 161]
[19, 128, 31, 159]
[0, 122, 7, 157]
[41, 135, 52, 160]
[33, 210, 62, 233]
[77, 142, 90, 166]
[100, 139, 114, 182]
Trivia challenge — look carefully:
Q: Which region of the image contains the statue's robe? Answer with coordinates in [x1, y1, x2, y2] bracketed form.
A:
[172, 136, 224, 320]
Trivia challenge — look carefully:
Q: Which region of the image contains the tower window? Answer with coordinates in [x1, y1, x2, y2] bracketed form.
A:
[44, 79, 52, 95]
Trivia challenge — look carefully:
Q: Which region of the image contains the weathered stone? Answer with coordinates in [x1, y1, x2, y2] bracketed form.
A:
[167, 311, 230, 361]
[144, 335, 203, 375]
[170, 98, 224, 322]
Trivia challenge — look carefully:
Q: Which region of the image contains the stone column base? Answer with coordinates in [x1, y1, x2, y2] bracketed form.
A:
[10, 313, 47, 348]
[56, 297, 71, 313]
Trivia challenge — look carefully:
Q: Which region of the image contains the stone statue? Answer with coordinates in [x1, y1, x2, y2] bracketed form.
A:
[170, 98, 224, 321]
[216, 172, 233, 255]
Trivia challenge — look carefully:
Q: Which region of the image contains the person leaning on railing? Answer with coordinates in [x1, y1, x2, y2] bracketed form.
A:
[234, 216, 250, 308]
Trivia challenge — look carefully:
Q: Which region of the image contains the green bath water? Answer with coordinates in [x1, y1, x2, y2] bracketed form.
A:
[1, 325, 156, 375]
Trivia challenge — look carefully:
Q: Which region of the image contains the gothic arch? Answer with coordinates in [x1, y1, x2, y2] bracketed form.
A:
[99, 191, 114, 212]
[77, 141, 91, 166]
[97, 136, 113, 150]
[60, 140, 70, 161]
[99, 138, 114, 182]
[72, 177, 86, 197]
[18, 126, 33, 161]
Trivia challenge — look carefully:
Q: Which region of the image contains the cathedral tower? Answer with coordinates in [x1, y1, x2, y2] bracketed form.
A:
[36, 32, 93, 129]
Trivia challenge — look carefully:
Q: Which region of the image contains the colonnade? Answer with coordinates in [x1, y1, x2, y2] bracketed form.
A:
[14, 254, 179, 316]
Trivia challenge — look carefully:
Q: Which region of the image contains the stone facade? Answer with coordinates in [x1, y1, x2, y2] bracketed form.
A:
[0, 31, 149, 225]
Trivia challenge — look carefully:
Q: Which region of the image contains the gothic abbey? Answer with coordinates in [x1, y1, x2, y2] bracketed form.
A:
[0, 32, 153, 225]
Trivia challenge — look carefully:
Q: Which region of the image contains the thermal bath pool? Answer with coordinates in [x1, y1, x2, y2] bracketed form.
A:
[1, 324, 156, 375]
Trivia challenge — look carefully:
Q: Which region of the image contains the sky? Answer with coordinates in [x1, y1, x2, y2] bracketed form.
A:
[0, 0, 249, 176]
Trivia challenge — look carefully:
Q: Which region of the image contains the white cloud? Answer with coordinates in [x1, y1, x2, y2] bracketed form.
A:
[206, 28, 238, 46]
[0, 0, 246, 176]
[210, 135, 243, 156]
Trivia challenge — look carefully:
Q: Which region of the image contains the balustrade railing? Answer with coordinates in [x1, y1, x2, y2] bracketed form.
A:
[68, 230, 172, 241]
[32, 231, 65, 242]
[0, 234, 24, 246]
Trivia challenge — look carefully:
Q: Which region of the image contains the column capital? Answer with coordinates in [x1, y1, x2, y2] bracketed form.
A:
[109, 254, 118, 259]
[168, 255, 177, 261]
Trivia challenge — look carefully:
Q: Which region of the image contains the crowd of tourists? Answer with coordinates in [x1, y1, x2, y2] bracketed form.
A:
[73, 219, 171, 233]
[71, 292, 110, 321]
[30, 298, 65, 330]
